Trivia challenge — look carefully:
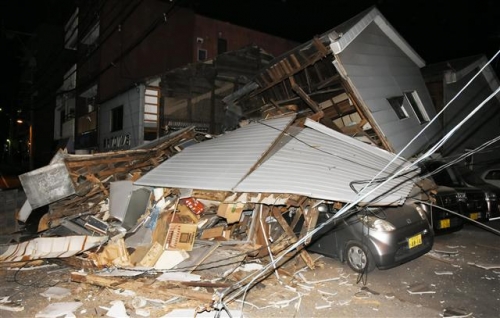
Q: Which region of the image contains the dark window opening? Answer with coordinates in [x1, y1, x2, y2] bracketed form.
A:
[217, 38, 227, 55]
[111, 105, 124, 132]
[144, 130, 157, 141]
[198, 49, 207, 61]
[404, 91, 429, 124]
[387, 96, 408, 120]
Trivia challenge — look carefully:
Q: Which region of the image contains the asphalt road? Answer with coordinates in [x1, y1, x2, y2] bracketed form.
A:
[354, 220, 500, 317]
[240, 219, 500, 318]
[0, 188, 498, 317]
[0, 222, 498, 317]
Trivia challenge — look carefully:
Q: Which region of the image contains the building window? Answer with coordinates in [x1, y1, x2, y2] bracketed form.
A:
[64, 8, 78, 50]
[405, 91, 429, 124]
[198, 49, 207, 61]
[217, 38, 227, 55]
[111, 105, 124, 132]
[387, 96, 408, 120]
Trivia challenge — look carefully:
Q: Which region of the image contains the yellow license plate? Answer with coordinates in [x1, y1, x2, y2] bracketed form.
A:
[440, 219, 450, 229]
[408, 234, 422, 249]
[470, 213, 479, 220]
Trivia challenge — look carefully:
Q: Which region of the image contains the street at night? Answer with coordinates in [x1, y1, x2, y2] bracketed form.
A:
[1, 1, 499, 317]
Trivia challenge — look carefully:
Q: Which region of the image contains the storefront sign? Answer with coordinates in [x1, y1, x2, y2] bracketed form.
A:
[103, 134, 131, 149]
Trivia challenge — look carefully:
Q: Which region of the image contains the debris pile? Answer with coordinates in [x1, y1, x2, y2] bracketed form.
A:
[0, 115, 421, 315]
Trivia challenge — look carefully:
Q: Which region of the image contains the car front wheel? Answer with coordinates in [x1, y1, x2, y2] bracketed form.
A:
[345, 241, 376, 273]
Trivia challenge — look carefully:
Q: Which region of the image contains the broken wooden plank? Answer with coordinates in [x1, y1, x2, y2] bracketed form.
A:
[289, 76, 322, 114]
[289, 54, 301, 69]
[312, 37, 330, 56]
[189, 190, 230, 202]
[71, 272, 214, 303]
[0, 260, 45, 269]
[271, 207, 315, 269]
[181, 281, 232, 288]
[300, 204, 319, 246]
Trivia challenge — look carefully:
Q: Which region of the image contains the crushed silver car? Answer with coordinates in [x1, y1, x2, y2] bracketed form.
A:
[304, 203, 434, 273]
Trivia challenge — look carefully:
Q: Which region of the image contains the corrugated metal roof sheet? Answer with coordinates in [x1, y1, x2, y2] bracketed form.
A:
[235, 119, 418, 205]
[136, 117, 418, 206]
[134, 115, 296, 190]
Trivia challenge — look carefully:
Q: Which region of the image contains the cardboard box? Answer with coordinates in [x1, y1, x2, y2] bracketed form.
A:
[165, 223, 197, 251]
[200, 226, 231, 241]
[138, 241, 164, 267]
[217, 203, 244, 224]
[175, 205, 200, 224]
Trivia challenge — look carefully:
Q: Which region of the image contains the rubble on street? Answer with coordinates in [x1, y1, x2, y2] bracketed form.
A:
[0, 114, 424, 316]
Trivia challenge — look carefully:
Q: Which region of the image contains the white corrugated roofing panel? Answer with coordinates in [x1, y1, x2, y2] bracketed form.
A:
[136, 116, 417, 205]
[134, 115, 295, 190]
[235, 121, 418, 205]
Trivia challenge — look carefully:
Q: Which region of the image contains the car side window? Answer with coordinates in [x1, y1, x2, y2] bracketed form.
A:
[485, 170, 500, 180]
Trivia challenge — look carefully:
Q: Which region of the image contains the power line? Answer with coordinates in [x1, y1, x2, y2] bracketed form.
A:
[216, 50, 500, 310]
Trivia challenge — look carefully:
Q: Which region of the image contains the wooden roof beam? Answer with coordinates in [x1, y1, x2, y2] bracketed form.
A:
[289, 76, 323, 114]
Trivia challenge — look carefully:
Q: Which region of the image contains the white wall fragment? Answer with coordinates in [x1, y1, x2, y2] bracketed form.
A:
[161, 309, 244, 317]
[35, 302, 82, 318]
[154, 250, 189, 270]
[105, 300, 129, 318]
[156, 272, 201, 282]
[434, 271, 454, 275]
[0, 296, 24, 312]
[40, 287, 71, 300]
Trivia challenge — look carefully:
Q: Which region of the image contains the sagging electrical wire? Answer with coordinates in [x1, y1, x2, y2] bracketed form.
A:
[255, 120, 415, 183]
[413, 89, 500, 169]
[218, 146, 416, 309]
[360, 49, 500, 198]
[420, 134, 500, 179]
[212, 50, 500, 315]
[9, 260, 67, 288]
[414, 199, 500, 236]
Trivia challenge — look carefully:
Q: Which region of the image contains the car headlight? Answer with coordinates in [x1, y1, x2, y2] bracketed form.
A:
[415, 205, 428, 221]
[360, 215, 396, 231]
[456, 192, 467, 202]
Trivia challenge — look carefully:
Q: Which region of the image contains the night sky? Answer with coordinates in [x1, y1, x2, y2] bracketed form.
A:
[189, 0, 500, 63]
[1, 0, 499, 145]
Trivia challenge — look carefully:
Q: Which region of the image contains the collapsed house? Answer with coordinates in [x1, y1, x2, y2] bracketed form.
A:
[0, 6, 443, 314]
[223, 6, 441, 159]
[1, 114, 422, 311]
[15, 127, 198, 232]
